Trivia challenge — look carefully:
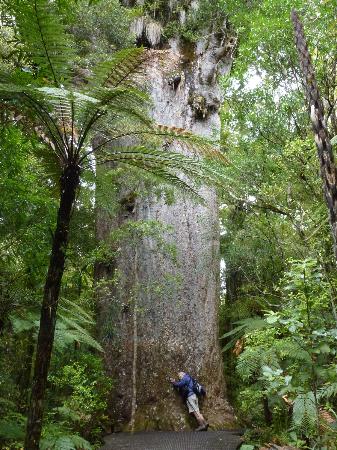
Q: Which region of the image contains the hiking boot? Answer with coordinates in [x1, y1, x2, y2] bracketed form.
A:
[195, 423, 209, 431]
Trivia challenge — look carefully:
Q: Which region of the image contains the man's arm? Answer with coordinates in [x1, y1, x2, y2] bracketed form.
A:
[170, 375, 188, 388]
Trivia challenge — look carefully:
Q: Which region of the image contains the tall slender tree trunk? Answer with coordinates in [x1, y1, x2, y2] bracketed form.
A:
[24, 164, 80, 450]
[291, 10, 337, 261]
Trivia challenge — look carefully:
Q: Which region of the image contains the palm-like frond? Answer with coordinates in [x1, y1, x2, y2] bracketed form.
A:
[9, 299, 102, 352]
[5, 0, 74, 85]
[0, 84, 68, 163]
[86, 47, 146, 92]
[154, 124, 229, 164]
[0, 79, 228, 198]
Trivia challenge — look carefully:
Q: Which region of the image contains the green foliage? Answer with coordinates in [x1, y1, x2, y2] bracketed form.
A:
[220, 7, 337, 446]
[5, 0, 75, 84]
[227, 259, 337, 446]
[0, 413, 26, 441]
[292, 391, 317, 433]
[163, 0, 229, 43]
[40, 431, 92, 450]
[71, 0, 134, 61]
[48, 354, 113, 441]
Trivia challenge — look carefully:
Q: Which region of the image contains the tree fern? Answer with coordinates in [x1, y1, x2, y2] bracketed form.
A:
[5, 0, 75, 84]
[87, 47, 146, 89]
[9, 299, 102, 352]
[55, 317, 103, 352]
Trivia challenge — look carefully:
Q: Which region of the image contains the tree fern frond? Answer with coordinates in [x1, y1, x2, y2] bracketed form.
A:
[236, 348, 263, 381]
[93, 144, 226, 197]
[9, 312, 39, 333]
[40, 431, 92, 450]
[274, 339, 311, 363]
[94, 85, 151, 110]
[59, 298, 95, 323]
[94, 158, 201, 201]
[54, 321, 103, 352]
[236, 346, 279, 382]
[7, 0, 75, 85]
[119, 162, 203, 202]
[87, 47, 146, 91]
[221, 317, 267, 352]
[0, 83, 68, 159]
[154, 124, 229, 164]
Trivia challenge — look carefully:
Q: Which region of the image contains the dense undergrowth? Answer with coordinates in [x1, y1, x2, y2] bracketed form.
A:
[220, 0, 337, 448]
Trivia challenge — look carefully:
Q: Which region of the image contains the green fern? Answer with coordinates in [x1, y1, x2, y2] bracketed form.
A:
[41, 424, 91, 450]
[0, 413, 26, 441]
[40, 434, 91, 450]
[236, 346, 279, 382]
[55, 318, 103, 352]
[274, 338, 311, 363]
[318, 382, 337, 401]
[221, 317, 267, 352]
[9, 300, 102, 352]
[5, 0, 74, 84]
[292, 391, 317, 433]
[87, 47, 146, 91]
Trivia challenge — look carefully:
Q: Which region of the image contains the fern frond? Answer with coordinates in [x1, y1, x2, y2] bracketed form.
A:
[236, 346, 279, 381]
[221, 317, 267, 352]
[54, 318, 103, 352]
[318, 382, 337, 401]
[93, 144, 227, 200]
[40, 425, 92, 450]
[0, 83, 69, 160]
[0, 413, 26, 440]
[7, 0, 74, 84]
[119, 162, 203, 201]
[9, 312, 39, 333]
[59, 298, 95, 324]
[292, 391, 317, 432]
[154, 124, 229, 164]
[87, 47, 146, 91]
[274, 339, 311, 363]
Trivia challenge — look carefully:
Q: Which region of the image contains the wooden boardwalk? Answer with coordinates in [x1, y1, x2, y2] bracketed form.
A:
[101, 430, 242, 450]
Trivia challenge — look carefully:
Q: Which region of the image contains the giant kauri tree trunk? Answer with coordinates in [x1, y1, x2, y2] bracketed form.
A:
[96, 1, 236, 431]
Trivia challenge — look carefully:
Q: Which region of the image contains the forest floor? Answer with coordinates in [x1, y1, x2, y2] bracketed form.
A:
[100, 430, 242, 450]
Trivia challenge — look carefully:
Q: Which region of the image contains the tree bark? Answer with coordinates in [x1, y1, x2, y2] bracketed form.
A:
[291, 10, 337, 261]
[24, 164, 80, 450]
[96, 23, 237, 430]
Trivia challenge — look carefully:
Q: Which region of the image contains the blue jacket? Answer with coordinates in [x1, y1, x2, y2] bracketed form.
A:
[173, 373, 194, 398]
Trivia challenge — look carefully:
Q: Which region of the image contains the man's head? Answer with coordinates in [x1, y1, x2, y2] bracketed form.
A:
[178, 371, 185, 380]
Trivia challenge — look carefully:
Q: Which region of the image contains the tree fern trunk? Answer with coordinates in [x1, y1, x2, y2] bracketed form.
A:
[291, 10, 337, 260]
[24, 164, 80, 450]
